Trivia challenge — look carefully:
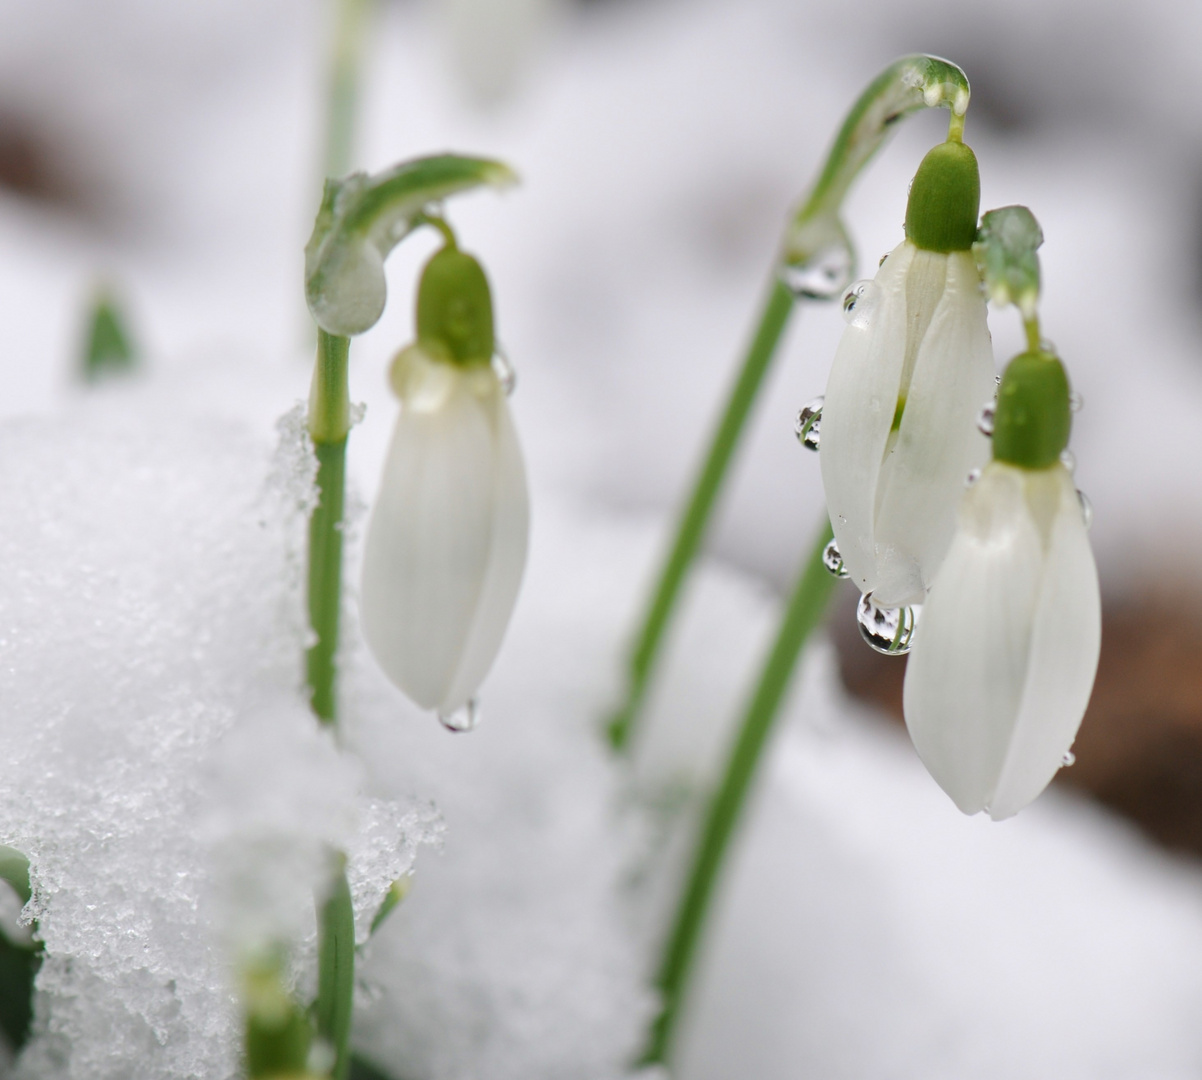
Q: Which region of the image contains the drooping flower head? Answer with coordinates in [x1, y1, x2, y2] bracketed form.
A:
[820, 139, 996, 608]
[903, 348, 1101, 818]
[360, 243, 529, 723]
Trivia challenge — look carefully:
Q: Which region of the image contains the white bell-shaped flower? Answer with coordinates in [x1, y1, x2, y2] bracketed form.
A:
[820, 140, 995, 608]
[360, 246, 529, 717]
[902, 350, 1100, 819]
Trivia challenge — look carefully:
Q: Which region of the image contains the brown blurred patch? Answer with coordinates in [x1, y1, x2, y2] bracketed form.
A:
[831, 585, 1202, 854]
[0, 109, 93, 212]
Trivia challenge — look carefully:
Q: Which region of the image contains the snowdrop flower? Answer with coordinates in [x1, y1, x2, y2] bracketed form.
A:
[360, 244, 529, 719]
[820, 140, 996, 607]
[903, 349, 1100, 819]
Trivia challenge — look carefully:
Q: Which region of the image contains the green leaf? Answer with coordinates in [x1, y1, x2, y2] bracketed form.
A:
[81, 288, 137, 382]
[350, 1053, 404, 1080]
[367, 876, 411, 939]
[304, 154, 517, 337]
[243, 948, 314, 1078]
[0, 846, 41, 1054]
[315, 862, 356, 1080]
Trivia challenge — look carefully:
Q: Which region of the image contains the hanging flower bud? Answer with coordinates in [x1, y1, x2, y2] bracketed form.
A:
[359, 245, 529, 719]
[820, 140, 996, 607]
[902, 350, 1101, 819]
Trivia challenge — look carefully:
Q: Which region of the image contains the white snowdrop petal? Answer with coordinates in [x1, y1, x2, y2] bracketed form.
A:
[987, 468, 1102, 819]
[438, 389, 530, 713]
[902, 465, 1043, 814]
[820, 239, 914, 596]
[361, 365, 499, 709]
[872, 250, 994, 607]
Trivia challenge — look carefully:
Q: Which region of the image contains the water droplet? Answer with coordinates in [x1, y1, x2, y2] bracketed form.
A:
[822, 538, 849, 579]
[977, 402, 995, 437]
[1077, 489, 1093, 530]
[841, 280, 870, 317]
[966, 468, 981, 487]
[491, 348, 516, 395]
[779, 243, 853, 301]
[995, 374, 1002, 386]
[1061, 750, 1076, 767]
[1040, 338, 1057, 355]
[1069, 392, 1084, 412]
[856, 593, 920, 655]
[839, 279, 881, 329]
[1059, 449, 1076, 473]
[438, 698, 481, 733]
[794, 397, 823, 451]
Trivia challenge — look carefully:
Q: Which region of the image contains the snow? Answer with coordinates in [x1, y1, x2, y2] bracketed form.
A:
[0, 0, 1202, 1076]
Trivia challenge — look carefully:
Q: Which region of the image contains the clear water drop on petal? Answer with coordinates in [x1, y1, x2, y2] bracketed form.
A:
[839, 279, 881, 328]
[1061, 750, 1077, 767]
[857, 593, 920, 655]
[966, 468, 981, 487]
[1077, 489, 1093, 530]
[491, 349, 516, 396]
[822, 537, 849, 579]
[795, 397, 823, 451]
[840, 279, 870, 319]
[438, 697, 481, 733]
[1069, 392, 1084, 412]
[1060, 449, 1076, 473]
[977, 402, 995, 437]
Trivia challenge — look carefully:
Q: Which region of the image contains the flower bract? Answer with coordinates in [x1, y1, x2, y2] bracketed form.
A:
[359, 343, 529, 715]
[901, 460, 1100, 819]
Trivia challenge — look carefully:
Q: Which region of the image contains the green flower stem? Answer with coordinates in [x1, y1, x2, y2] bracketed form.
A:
[323, 0, 374, 179]
[609, 55, 971, 754]
[307, 329, 351, 727]
[316, 861, 356, 1080]
[607, 278, 796, 751]
[642, 517, 837, 1066]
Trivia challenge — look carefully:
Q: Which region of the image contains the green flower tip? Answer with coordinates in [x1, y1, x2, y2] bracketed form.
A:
[905, 140, 980, 253]
[481, 160, 521, 190]
[992, 349, 1072, 470]
[416, 246, 494, 365]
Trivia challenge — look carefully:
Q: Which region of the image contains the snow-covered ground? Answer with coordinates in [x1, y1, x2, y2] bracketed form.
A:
[2, 0, 1202, 1076]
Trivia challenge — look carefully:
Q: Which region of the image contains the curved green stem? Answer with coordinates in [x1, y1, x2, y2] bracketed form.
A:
[641, 518, 837, 1066]
[608, 55, 970, 753]
[607, 279, 795, 750]
[784, 55, 969, 268]
[307, 329, 351, 727]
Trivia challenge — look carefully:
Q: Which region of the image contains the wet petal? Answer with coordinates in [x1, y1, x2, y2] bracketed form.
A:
[820, 239, 914, 596]
[988, 467, 1101, 819]
[439, 388, 529, 712]
[872, 249, 994, 606]
[902, 464, 1042, 814]
[360, 358, 529, 713]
